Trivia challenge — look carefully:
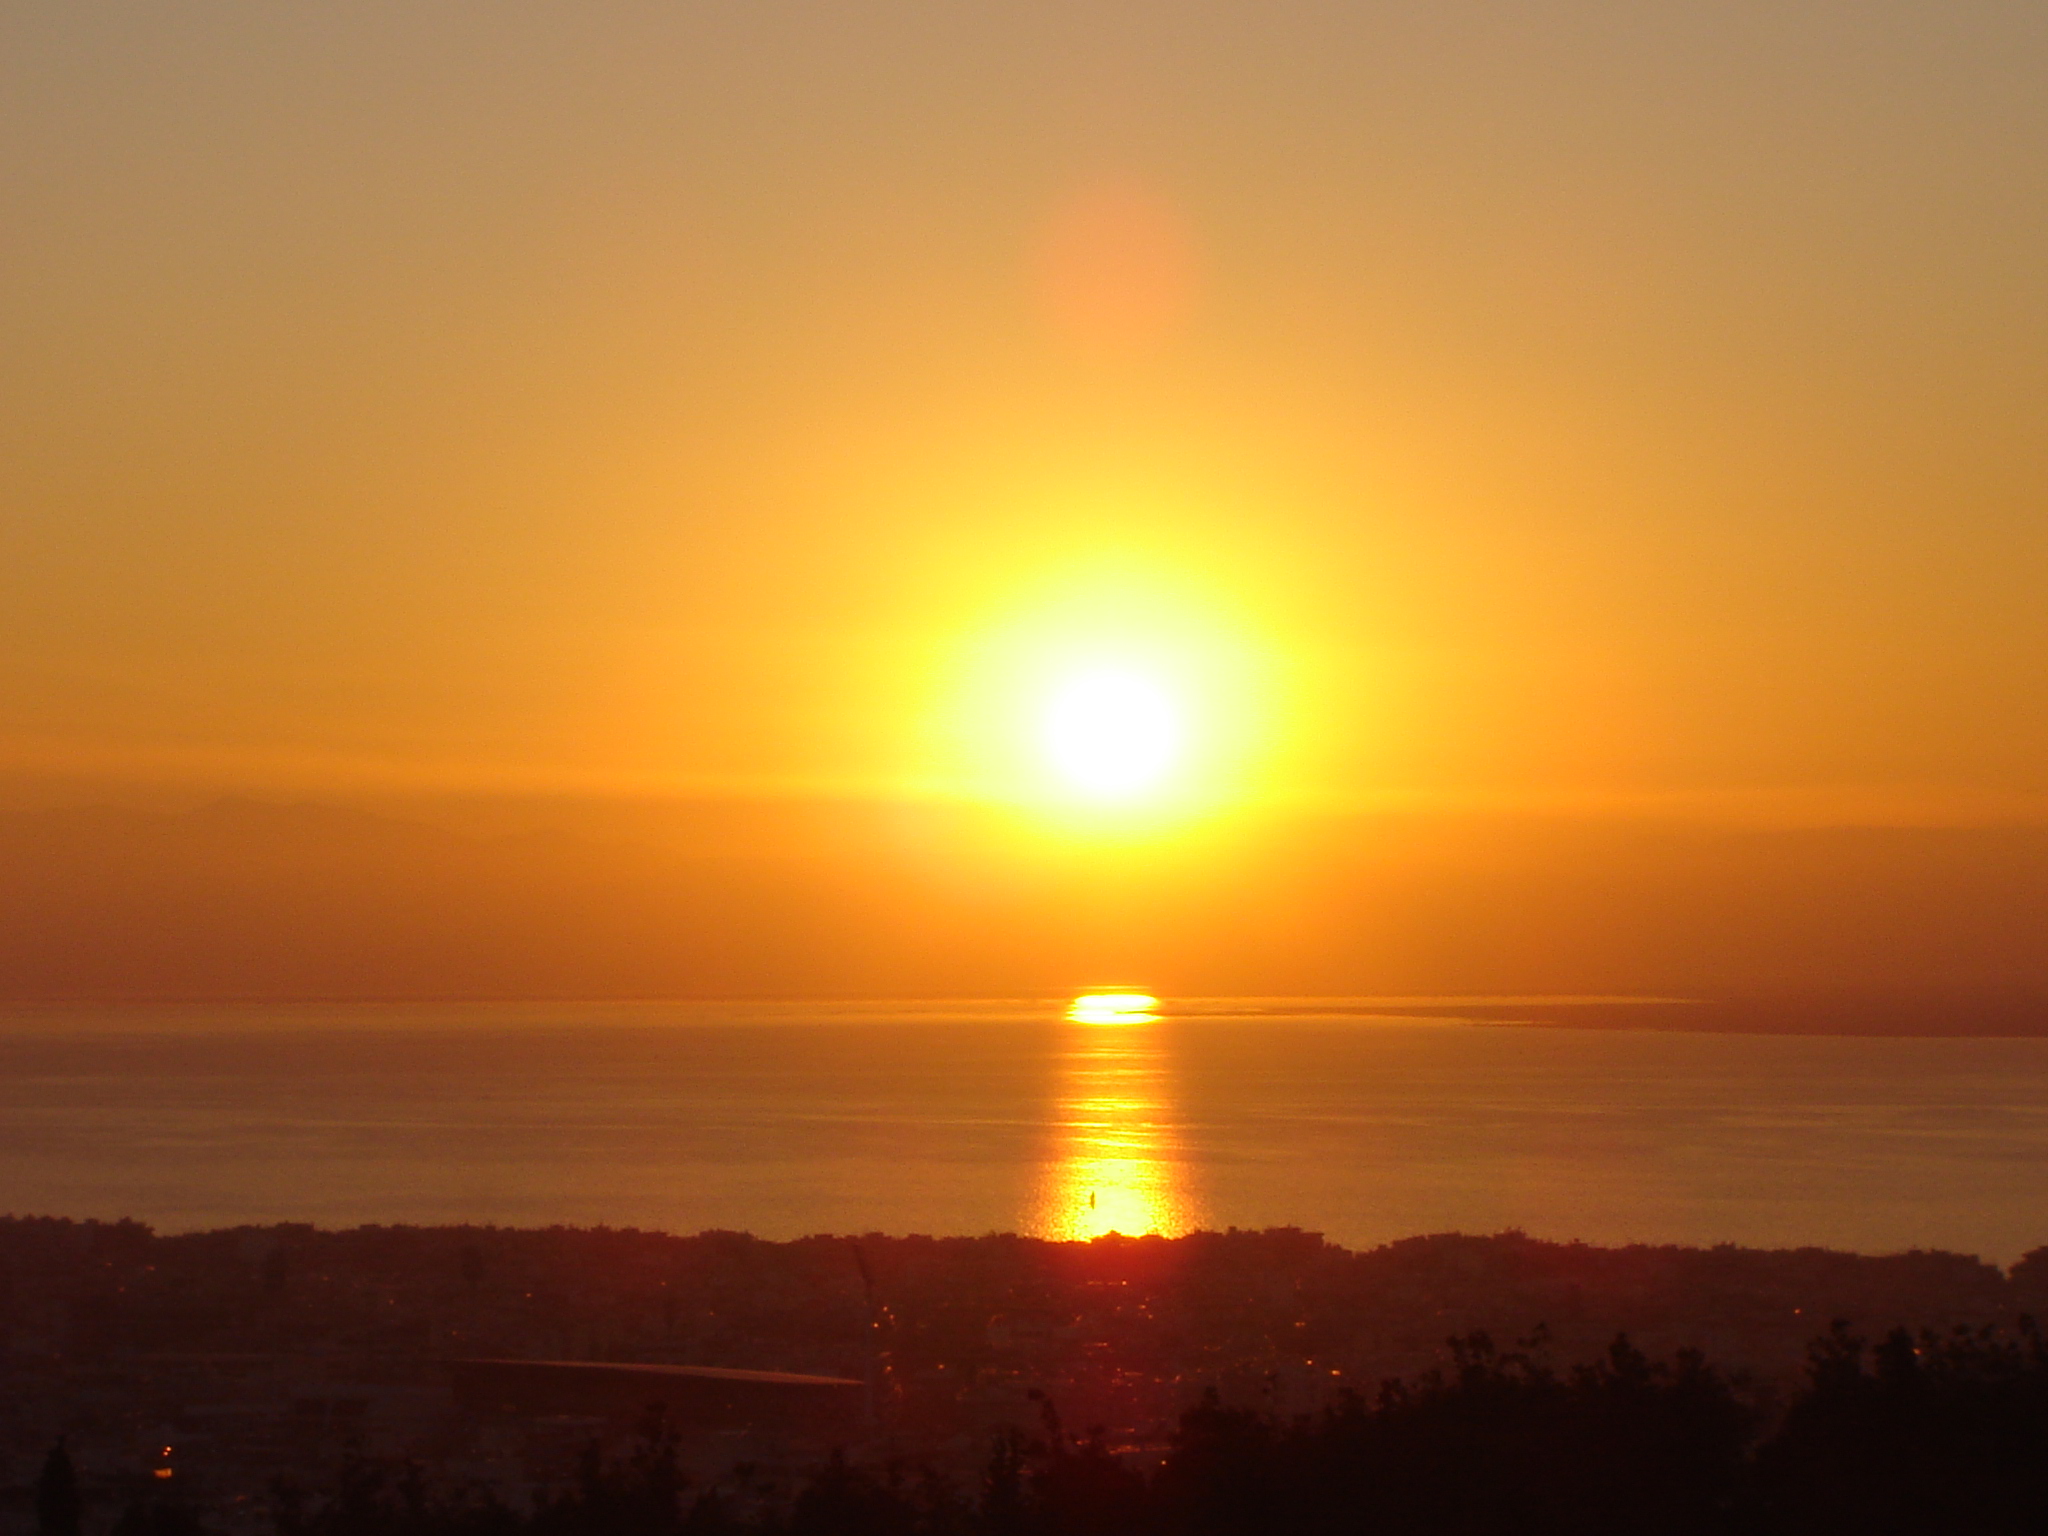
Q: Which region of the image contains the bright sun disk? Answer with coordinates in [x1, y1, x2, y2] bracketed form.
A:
[1042, 669, 1183, 799]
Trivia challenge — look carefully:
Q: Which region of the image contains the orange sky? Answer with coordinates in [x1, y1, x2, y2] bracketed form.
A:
[4, 3, 2047, 825]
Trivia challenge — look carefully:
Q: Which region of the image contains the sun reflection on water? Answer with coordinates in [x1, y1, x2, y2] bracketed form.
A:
[1066, 992, 1160, 1025]
[1032, 992, 1201, 1240]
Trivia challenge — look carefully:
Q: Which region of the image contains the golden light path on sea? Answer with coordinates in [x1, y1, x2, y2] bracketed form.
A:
[1030, 992, 1203, 1241]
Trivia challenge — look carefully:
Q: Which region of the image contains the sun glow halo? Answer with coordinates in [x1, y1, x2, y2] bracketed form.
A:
[1042, 669, 1183, 800]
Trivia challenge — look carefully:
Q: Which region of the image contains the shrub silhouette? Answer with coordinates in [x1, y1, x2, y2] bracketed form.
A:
[1152, 1331, 1750, 1536]
[1753, 1319, 2048, 1535]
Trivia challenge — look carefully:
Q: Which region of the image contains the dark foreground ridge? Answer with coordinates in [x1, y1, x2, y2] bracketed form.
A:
[9, 1218, 2048, 1533]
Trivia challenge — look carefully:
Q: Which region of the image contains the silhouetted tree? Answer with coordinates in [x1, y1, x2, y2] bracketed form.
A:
[36, 1440, 81, 1536]
[979, 1429, 1028, 1536]
[1028, 1426, 1148, 1536]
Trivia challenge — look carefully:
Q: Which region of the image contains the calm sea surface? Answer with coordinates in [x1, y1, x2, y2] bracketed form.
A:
[5, 999, 2048, 1263]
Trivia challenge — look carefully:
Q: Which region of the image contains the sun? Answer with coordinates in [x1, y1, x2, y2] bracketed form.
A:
[931, 559, 1289, 814]
[1041, 668, 1184, 799]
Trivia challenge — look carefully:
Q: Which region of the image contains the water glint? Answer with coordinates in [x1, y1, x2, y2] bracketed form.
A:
[1032, 992, 1200, 1239]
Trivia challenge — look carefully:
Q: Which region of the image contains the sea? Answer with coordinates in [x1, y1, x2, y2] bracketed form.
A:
[5, 997, 2048, 1265]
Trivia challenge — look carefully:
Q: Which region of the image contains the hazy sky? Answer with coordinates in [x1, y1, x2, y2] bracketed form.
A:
[5, 2, 2045, 820]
